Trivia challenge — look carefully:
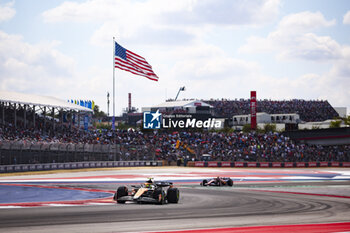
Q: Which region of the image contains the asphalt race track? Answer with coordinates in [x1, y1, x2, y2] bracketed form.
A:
[0, 167, 350, 232]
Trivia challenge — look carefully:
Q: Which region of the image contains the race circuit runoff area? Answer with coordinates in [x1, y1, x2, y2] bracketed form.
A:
[0, 167, 350, 233]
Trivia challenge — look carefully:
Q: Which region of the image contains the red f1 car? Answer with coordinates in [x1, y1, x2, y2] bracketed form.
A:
[200, 177, 233, 186]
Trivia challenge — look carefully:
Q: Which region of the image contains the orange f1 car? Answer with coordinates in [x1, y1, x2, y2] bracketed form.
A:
[113, 178, 180, 204]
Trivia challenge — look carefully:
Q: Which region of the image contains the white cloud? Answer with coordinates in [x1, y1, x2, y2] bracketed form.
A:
[239, 11, 340, 61]
[43, 0, 280, 25]
[278, 33, 342, 61]
[278, 11, 335, 32]
[0, 1, 15, 22]
[43, 0, 281, 47]
[0, 30, 76, 94]
[163, 0, 281, 26]
[343, 11, 350, 24]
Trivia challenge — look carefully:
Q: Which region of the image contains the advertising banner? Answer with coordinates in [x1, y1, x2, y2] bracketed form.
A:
[260, 162, 269, 167]
[331, 162, 340, 167]
[221, 162, 231, 167]
[296, 162, 305, 167]
[284, 162, 294, 167]
[195, 161, 205, 167]
[343, 162, 350, 167]
[247, 162, 257, 167]
[208, 162, 218, 167]
[272, 162, 281, 167]
[234, 162, 244, 167]
[308, 162, 317, 167]
[320, 162, 329, 167]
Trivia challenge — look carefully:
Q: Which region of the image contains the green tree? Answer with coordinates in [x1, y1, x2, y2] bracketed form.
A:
[343, 115, 350, 126]
[93, 105, 107, 118]
[329, 120, 342, 128]
[263, 123, 277, 133]
[242, 124, 251, 133]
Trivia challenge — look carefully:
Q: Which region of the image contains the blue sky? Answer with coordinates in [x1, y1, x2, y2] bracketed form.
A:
[0, 0, 349, 115]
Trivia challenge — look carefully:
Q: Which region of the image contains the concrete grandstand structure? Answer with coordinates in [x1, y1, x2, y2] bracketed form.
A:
[142, 99, 213, 114]
[232, 112, 300, 125]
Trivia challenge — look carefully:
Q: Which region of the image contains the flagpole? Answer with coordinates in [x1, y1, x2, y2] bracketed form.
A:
[112, 37, 116, 131]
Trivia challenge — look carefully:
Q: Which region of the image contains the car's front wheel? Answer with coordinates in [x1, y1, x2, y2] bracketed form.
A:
[115, 186, 128, 204]
[153, 188, 165, 205]
[201, 179, 208, 186]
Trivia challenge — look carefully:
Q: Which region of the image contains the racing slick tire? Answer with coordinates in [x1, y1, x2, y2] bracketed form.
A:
[167, 188, 179, 203]
[200, 179, 208, 186]
[115, 186, 128, 204]
[227, 178, 233, 186]
[153, 188, 166, 205]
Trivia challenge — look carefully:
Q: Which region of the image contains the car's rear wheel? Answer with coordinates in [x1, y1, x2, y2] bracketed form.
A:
[115, 186, 128, 204]
[227, 178, 233, 186]
[167, 188, 179, 203]
[201, 179, 208, 186]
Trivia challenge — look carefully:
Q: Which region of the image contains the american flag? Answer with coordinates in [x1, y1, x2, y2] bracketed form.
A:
[114, 42, 159, 81]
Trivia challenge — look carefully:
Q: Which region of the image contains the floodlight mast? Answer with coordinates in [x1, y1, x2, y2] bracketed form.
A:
[175, 86, 185, 101]
[107, 92, 110, 116]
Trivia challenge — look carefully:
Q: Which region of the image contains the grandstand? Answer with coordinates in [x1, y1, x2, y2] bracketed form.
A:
[1, 92, 349, 169]
[204, 99, 339, 122]
[0, 91, 92, 130]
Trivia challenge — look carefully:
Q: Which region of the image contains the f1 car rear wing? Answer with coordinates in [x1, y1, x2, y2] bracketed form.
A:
[154, 181, 173, 187]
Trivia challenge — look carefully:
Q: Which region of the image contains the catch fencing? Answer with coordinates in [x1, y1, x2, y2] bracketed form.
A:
[0, 160, 162, 173]
[0, 141, 156, 165]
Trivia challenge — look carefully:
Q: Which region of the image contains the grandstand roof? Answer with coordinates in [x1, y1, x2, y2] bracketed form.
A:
[152, 100, 213, 108]
[0, 91, 92, 112]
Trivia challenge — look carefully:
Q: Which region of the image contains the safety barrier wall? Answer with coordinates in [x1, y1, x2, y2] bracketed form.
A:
[188, 161, 350, 168]
[0, 160, 163, 173]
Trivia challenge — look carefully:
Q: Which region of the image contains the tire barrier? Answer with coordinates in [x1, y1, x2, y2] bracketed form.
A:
[190, 161, 350, 168]
[0, 160, 162, 173]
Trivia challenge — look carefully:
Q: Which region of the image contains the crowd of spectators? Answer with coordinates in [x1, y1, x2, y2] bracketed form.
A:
[1, 123, 349, 163]
[204, 99, 339, 122]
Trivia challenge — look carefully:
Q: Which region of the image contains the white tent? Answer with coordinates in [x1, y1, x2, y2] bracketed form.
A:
[0, 91, 92, 112]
